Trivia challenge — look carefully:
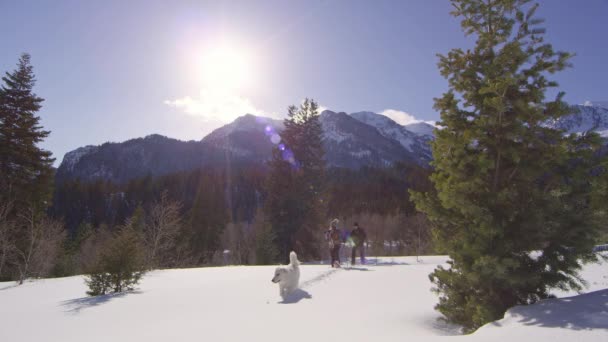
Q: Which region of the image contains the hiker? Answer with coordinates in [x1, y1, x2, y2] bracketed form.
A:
[350, 222, 367, 265]
[325, 218, 342, 267]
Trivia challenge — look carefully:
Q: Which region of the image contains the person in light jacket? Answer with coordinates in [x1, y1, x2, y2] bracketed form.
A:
[325, 218, 342, 268]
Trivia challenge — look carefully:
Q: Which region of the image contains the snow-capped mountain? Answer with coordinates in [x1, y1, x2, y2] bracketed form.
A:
[350, 111, 433, 162]
[544, 104, 608, 138]
[583, 100, 608, 110]
[57, 110, 433, 183]
[403, 122, 436, 137]
[202, 114, 284, 158]
[56, 103, 608, 184]
[319, 110, 420, 168]
[61, 145, 100, 172]
[55, 135, 210, 183]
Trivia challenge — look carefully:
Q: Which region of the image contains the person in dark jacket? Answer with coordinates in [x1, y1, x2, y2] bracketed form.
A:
[325, 218, 342, 268]
[350, 222, 367, 265]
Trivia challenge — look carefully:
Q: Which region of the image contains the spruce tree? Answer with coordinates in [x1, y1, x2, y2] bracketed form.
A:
[0, 53, 54, 214]
[264, 99, 326, 263]
[411, 0, 606, 331]
[85, 225, 146, 296]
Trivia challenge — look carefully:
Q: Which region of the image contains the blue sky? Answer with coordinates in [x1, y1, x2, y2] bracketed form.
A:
[1, 0, 606, 165]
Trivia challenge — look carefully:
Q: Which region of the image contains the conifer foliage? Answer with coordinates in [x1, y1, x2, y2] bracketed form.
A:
[85, 225, 146, 296]
[411, 0, 607, 331]
[0, 54, 64, 282]
[0, 53, 54, 214]
[264, 99, 326, 262]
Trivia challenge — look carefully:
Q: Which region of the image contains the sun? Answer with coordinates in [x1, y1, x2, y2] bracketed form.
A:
[201, 45, 252, 93]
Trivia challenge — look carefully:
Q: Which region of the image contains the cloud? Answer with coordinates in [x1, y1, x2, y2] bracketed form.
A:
[165, 88, 265, 123]
[380, 109, 436, 127]
[317, 105, 329, 113]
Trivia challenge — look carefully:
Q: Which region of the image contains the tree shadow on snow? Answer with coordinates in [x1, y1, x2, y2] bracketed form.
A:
[428, 317, 463, 336]
[343, 266, 373, 271]
[61, 290, 143, 314]
[498, 289, 608, 331]
[0, 282, 20, 291]
[279, 288, 312, 304]
[361, 258, 408, 266]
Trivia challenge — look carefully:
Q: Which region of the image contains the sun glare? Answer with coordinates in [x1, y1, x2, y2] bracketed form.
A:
[166, 43, 262, 122]
[201, 46, 252, 92]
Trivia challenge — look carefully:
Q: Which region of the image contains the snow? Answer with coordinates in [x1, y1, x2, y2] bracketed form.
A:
[544, 105, 608, 135]
[204, 114, 284, 142]
[322, 121, 354, 143]
[349, 149, 372, 158]
[60, 145, 99, 171]
[583, 101, 608, 110]
[350, 111, 419, 151]
[1, 255, 607, 341]
[404, 122, 436, 137]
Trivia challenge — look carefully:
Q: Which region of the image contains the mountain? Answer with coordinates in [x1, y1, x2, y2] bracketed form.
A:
[403, 122, 436, 137]
[56, 111, 431, 183]
[544, 104, 608, 138]
[349, 111, 433, 162]
[319, 110, 422, 168]
[202, 114, 284, 161]
[55, 135, 210, 184]
[56, 104, 608, 184]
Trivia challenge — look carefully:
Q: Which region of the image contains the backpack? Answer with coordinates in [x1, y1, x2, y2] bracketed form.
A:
[326, 228, 341, 247]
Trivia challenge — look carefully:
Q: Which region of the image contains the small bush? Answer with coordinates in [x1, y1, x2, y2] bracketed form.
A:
[85, 227, 145, 296]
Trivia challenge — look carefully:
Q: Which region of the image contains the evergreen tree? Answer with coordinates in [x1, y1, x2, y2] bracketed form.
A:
[411, 0, 607, 331]
[85, 225, 146, 296]
[0, 53, 54, 214]
[264, 99, 326, 262]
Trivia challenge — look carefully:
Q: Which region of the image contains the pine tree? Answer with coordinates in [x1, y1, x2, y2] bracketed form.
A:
[85, 225, 146, 296]
[0, 53, 54, 214]
[264, 99, 326, 263]
[410, 0, 607, 331]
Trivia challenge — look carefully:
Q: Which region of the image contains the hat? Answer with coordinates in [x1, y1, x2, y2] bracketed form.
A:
[331, 218, 339, 227]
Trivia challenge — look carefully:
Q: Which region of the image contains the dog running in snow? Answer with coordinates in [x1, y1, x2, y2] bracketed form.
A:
[271, 251, 300, 300]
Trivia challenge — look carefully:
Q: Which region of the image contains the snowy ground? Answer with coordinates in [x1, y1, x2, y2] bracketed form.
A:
[1, 255, 607, 341]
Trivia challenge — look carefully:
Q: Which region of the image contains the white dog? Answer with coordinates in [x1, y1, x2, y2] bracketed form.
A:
[271, 251, 300, 300]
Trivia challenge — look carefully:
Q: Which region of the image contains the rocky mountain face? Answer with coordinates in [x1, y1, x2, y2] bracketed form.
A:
[349, 111, 434, 163]
[319, 110, 424, 168]
[56, 110, 436, 183]
[55, 116, 284, 184]
[543, 104, 608, 138]
[56, 104, 608, 184]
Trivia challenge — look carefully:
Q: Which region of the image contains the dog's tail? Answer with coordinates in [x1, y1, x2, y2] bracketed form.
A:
[289, 251, 300, 266]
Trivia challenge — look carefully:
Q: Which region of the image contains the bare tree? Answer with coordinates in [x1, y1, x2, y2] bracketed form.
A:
[144, 191, 182, 268]
[78, 224, 112, 273]
[0, 201, 16, 278]
[14, 208, 66, 284]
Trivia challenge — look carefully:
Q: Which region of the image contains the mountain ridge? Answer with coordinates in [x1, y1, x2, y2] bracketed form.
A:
[56, 104, 608, 183]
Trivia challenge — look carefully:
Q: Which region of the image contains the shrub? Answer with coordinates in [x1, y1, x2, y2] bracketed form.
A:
[85, 226, 145, 296]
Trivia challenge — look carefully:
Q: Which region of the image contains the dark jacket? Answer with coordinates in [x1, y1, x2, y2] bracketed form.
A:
[350, 227, 367, 247]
